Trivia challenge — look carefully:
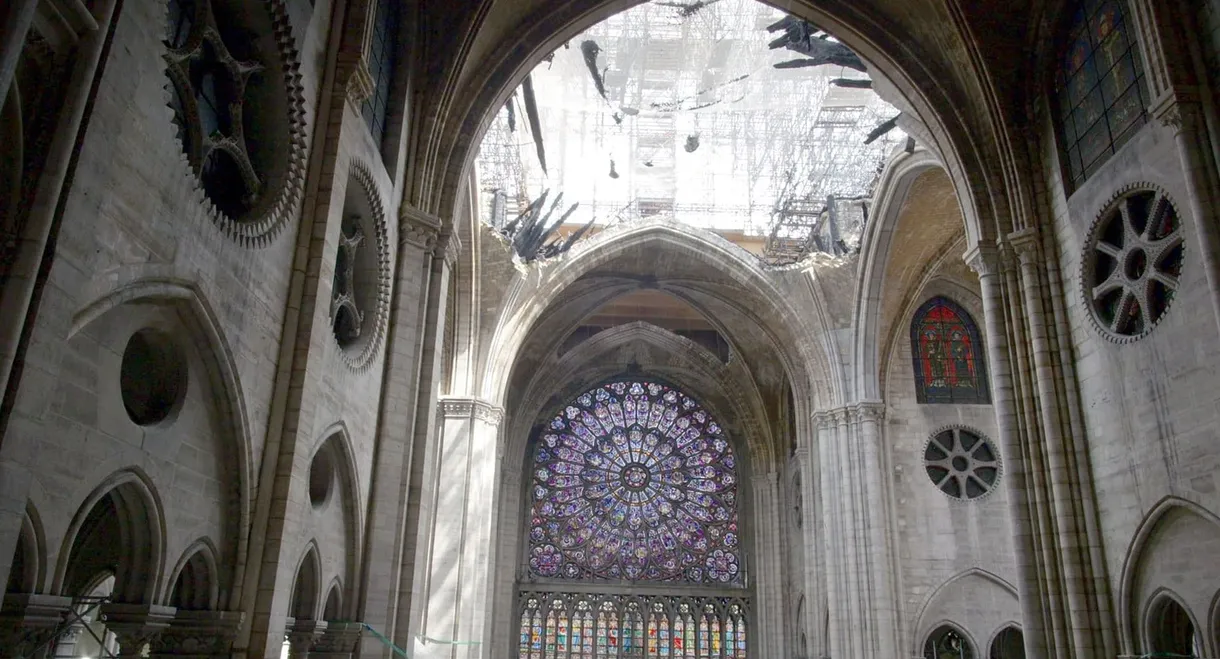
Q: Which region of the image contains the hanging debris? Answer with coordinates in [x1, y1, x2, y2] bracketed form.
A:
[830, 77, 873, 89]
[499, 191, 593, 262]
[620, 107, 640, 116]
[580, 40, 608, 99]
[504, 92, 517, 132]
[864, 114, 901, 144]
[766, 16, 867, 73]
[609, 160, 620, 178]
[656, 0, 722, 18]
[613, 112, 624, 125]
[684, 135, 701, 153]
[522, 74, 547, 173]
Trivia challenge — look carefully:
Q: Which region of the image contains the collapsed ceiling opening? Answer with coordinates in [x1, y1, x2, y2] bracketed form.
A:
[475, 0, 908, 266]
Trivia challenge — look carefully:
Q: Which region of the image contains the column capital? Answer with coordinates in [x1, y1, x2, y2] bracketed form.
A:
[439, 229, 463, 267]
[1007, 227, 1042, 267]
[99, 603, 177, 658]
[148, 610, 244, 658]
[963, 242, 1003, 278]
[1150, 90, 1205, 136]
[336, 53, 374, 107]
[400, 204, 443, 250]
[311, 621, 365, 657]
[286, 618, 329, 658]
[0, 594, 73, 656]
[439, 396, 504, 425]
[850, 400, 885, 423]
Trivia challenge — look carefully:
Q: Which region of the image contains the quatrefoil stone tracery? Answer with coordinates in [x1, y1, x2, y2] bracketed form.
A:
[923, 427, 999, 501]
[331, 220, 366, 346]
[1084, 187, 1184, 341]
[164, 0, 265, 214]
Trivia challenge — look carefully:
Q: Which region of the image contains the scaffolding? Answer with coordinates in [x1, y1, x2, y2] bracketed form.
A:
[474, 0, 905, 263]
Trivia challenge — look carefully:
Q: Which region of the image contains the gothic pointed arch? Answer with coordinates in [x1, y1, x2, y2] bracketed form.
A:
[909, 296, 990, 404]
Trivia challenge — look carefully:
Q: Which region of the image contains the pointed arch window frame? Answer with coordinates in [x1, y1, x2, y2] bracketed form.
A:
[909, 296, 991, 405]
[1050, 0, 1150, 193]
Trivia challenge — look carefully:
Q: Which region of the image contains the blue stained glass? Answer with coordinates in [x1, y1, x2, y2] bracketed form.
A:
[528, 381, 742, 584]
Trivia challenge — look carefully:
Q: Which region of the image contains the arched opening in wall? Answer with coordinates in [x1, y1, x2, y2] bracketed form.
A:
[120, 328, 188, 426]
[169, 547, 215, 610]
[923, 625, 975, 659]
[62, 476, 161, 605]
[61, 573, 120, 658]
[1146, 596, 1203, 657]
[5, 511, 39, 594]
[290, 547, 320, 621]
[473, 0, 909, 267]
[309, 439, 337, 509]
[518, 379, 748, 658]
[323, 582, 343, 621]
[989, 626, 1024, 659]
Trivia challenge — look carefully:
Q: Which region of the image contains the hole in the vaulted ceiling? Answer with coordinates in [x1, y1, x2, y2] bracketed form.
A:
[475, 0, 908, 266]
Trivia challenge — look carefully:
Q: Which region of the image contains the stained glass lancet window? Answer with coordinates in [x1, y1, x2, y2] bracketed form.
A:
[910, 297, 990, 405]
[1053, 0, 1148, 190]
[527, 380, 742, 584]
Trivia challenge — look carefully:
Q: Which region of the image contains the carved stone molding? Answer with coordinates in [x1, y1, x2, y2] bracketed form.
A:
[99, 603, 177, 658]
[0, 594, 73, 656]
[337, 54, 375, 108]
[400, 204, 442, 250]
[1150, 90, 1204, 136]
[964, 242, 1002, 278]
[851, 401, 885, 424]
[148, 610, 244, 658]
[286, 618, 329, 659]
[1007, 227, 1041, 267]
[310, 621, 364, 658]
[439, 396, 505, 425]
[441, 229, 463, 267]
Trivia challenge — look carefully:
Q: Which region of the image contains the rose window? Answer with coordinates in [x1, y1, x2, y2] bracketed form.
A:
[527, 381, 742, 584]
[1083, 187, 1184, 341]
[164, 0, 305, 240]
[923, 427, 1000, 500]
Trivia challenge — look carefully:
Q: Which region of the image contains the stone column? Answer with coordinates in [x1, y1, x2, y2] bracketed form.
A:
[751, 471, 785, 659]
[854, 402, 899, 659]
[965, 243, 1046, 658]
[286, 618, 329, 659]
[148, 610, 244, 659]
[1010, 229, 1115, 658]
[356, 205, 452, 656]
[414, 397, 504, 659]
[814, 410, 844, 659]
[0, 594, 72, 659]
[793, 445, 822, 659]
[98, 604, 176, 659]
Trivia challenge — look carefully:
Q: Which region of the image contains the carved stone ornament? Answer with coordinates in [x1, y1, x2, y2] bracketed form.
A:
[963, 243, 1002, 279]
[287, 618, 329, 659]
[440, 397, 505, 425]
[0, 594, 74, 657]
[163, 0, 308, 247]
[310, 621, 365, 658]
[148, 610, 244, 658]
[1080, 183, 1184, 343]
[329, 159, 392, 371]
[400, 204, 442, 250]
[99, 603, 177, 658]
[922, 425, 1002, 501]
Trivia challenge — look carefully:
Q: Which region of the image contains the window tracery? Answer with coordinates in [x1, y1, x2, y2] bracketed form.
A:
[910, 297, 990, 405]
[518, 593, 748, 659]
[1053, 0, 1148, 190]
[527, 381, 742, 585]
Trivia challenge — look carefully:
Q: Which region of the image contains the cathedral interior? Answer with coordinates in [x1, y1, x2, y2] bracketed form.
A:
[1, 0, 1220, 657]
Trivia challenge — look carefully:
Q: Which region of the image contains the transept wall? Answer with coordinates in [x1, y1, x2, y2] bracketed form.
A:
[0, 0, 1218, 658]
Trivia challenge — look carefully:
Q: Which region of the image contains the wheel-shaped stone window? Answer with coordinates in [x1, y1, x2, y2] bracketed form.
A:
[164, 0, 306, 245]
[923, 426, 1000, 500]
[329, 162, 390, 370]
[1082, 185, 1184, 341]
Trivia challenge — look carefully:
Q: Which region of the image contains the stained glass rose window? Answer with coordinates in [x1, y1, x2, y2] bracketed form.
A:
[527, 381, 742, 584]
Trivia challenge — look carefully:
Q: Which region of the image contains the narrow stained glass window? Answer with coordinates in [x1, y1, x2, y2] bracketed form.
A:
[1053, 0, 1148, 191]
[910, 297, 990, 405]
